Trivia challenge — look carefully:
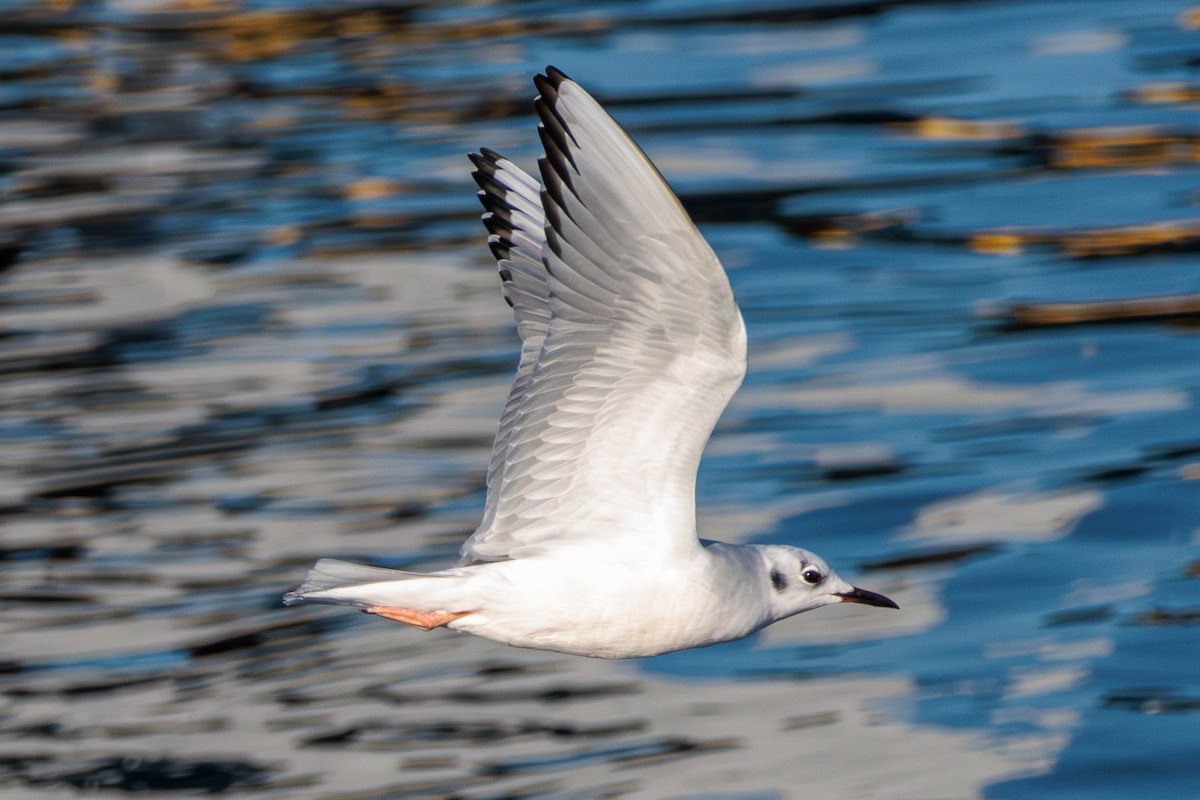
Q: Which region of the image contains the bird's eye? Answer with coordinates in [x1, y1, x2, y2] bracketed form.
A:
[801, 568, 824, 585]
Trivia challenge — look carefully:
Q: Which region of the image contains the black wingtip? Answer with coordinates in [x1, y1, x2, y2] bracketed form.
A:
[488, 239, 512, 262]
[467, 151, 495, 176]
[537, 156, 567, 210]
[544, 65, 571, 85]
[533, 72, 558, 104]
[471, 170, 495, 195]
[537, 111, 578, 173]
[483, 202, 512, 228]
[539, 184, 563, 234]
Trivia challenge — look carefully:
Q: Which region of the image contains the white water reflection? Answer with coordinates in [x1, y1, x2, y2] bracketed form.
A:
[2, 622, 1052, 799]
[903, 489, 1103, 543]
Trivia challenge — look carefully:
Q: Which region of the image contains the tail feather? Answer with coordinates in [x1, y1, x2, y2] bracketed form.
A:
[283, 558, 421, 607]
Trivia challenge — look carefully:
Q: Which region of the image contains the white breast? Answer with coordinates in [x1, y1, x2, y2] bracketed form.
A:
[448, 544, 770, 658]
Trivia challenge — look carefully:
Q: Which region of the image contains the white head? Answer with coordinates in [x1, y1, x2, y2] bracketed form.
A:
[759, 545, 898, 621]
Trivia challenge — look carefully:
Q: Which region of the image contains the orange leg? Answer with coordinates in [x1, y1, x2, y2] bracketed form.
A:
[365, 606, 471, 631]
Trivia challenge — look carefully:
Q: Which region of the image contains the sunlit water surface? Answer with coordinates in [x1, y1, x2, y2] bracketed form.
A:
[2, 1, 1199, 798]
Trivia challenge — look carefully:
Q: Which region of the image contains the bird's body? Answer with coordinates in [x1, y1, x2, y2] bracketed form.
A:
[285, 67, 897, 658]
[294, 542, 779, 659]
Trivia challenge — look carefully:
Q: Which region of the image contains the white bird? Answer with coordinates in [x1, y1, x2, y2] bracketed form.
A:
[284, 67, 897, 659]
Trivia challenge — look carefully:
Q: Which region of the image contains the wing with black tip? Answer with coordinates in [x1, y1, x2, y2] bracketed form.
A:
[462, 68, 746, 563]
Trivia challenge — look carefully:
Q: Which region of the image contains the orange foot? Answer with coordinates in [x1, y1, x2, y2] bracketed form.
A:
[364, 606, 472, 631]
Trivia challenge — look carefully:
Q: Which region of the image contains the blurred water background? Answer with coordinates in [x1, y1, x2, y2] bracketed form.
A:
[2, 0, 1200, 797]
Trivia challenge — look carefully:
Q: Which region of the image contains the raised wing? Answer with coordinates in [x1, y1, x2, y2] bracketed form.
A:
[461, 67, 746, 564]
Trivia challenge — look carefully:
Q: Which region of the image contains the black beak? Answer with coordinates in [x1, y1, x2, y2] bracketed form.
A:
[835, 586, 899, 609]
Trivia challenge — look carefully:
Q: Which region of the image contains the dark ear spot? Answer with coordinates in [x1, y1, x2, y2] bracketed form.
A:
[770, 569, 788, 592]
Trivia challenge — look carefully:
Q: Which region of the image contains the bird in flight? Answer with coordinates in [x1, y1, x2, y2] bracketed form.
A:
[284, 67, 897, 658]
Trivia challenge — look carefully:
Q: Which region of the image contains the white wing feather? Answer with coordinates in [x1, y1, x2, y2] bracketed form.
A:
[461, 68, 746, 564]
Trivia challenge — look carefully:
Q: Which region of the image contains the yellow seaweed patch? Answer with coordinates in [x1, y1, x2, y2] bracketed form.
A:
[970, 220, 1200, 258]
[1127, 82, 1200, 105]
[783, 211, 913, 249]
[87, 69, 118, 93]
[202, 10, 609, 63]
[218, 12, 322, 61]
[810, 229, 856, 249]
[335, 11, 387, 39]
[1061, 220, 1200, 258]
[178, 0, 237, 10]
[264, 225, 301, 246]
[344, 179, 401, 201]
[1047, 126, 1200, 169]
[211, 9, 409, 61]
[969, 232, 1027, 256]
[340, 86, 410, 116]
[903, 117, 1022, 141]
[1003, 293, 1200, 329]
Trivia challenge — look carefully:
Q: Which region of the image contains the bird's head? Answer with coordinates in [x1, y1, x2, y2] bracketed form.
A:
[759, 546, 898, 620]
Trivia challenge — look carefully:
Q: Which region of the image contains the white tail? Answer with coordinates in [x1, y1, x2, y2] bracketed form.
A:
[283, 558, 420, 606]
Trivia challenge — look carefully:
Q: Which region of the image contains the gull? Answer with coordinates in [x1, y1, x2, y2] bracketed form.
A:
[284, 67, 897, 659]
